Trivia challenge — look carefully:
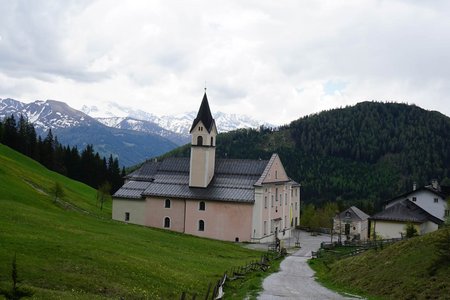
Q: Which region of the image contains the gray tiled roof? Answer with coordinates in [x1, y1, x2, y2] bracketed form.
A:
[114, 156, 273, 203]
[370, 200, 443, 224]
[338, 206, 369, 221]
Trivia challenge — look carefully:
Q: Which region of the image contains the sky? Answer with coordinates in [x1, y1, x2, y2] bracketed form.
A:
[0, 0, 449, 125]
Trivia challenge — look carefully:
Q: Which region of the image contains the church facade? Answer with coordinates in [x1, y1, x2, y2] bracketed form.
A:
[112, 93, 300, 243]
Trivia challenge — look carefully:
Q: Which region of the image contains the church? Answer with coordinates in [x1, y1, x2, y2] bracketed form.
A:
[112, 93, 300, 243]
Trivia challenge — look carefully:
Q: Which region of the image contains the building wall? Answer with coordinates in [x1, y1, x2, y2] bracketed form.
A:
[371, 220, 417, 239]
[251, 187, 264, 240]
[112, 198, 146, 225]
[420, 221, 439, 234]
[386, 190, 446, 220]
[184, 200, 253, 242]
[145, 197, 186, 232]
[333, 219, 368, 241]
[248, 155, 301, 243]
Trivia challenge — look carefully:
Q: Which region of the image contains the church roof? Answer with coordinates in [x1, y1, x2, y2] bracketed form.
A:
[189, 93, 215, 133]
[114, 155, 299, 203]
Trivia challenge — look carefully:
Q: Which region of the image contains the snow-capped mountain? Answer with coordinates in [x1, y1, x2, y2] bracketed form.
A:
[0, 98, 178, 166]
[95, 116, 189, 145]
[81, 101, 271, 137]
[0, 98, 97, 133]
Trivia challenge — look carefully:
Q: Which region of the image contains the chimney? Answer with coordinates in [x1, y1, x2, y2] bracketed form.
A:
[431, 179, 440, 191]
[413, 182, 417, 191]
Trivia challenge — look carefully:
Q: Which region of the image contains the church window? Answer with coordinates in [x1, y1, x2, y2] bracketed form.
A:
[276, 188, 278, 201]
[197, 136, 203, 146]
[211, 137, 214, 146]
[285, 193, 287, 205]
[164, 217, 171, 228]
[165, 199, 171, 208]
[198, 220, 205, 231]
[271, 195, 274, 207]
[264, 196, 267, 208]
[275, 171, 278, 179]
[264, 221, 267, 235]
[199, 201, 205, 211]
[125, 212, 130, 221]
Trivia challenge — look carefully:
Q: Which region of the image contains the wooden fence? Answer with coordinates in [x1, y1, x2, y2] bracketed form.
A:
[313, 237, 404, 259]
[179, 251, 285, 300]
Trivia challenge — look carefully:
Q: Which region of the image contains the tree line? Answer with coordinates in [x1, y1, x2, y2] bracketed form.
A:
[0, 114, 124, 193]
[164, 102, 450, 213]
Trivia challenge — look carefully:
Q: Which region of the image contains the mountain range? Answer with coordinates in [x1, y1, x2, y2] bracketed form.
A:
[81, 101, 271, 137]
[0, 98, 269, 166]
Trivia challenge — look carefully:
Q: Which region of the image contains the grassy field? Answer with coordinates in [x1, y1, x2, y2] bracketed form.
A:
[310, 230, 450, 299]
[0, 144, 263, 299]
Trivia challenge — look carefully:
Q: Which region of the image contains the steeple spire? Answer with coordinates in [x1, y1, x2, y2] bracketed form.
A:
[190, 92, 215, 133]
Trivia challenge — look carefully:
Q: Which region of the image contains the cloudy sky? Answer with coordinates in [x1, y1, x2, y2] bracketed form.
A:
[0, 1, 449, 124]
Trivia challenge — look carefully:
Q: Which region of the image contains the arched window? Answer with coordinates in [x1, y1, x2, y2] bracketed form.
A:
[198, 220, 205, 231]
[164, 217, 170, 228]
[199, 201, 205, 211]
[165, 199, 171, 208]
[210, 137, 214, 146]
[197, 136, 203, 146]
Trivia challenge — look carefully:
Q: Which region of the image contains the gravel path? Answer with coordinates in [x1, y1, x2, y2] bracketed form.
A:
[257, 231, 358, 300]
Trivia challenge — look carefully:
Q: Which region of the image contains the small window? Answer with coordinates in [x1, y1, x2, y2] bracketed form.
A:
[264, 196, 267, 209]
[264, 221, 267, 235]
[199, 201, 205, 211]
[434, 198, 439, 203]
[125, 212, 130, 221]
[275, 171, 278, 179]
[271, 195, 274, 207]
[198, 220, 205, 231]
[276, 188, 278, 201]
[165, 199, 171, 208]
[164, 217, 170, 228]
[285, 193, 287, 205]
[211, 137, 214, 146]
[412, 197, 417, 202]
[197, 136, 203, 146]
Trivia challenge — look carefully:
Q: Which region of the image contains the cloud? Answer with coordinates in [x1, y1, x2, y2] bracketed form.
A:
[0, 0, 449, 124]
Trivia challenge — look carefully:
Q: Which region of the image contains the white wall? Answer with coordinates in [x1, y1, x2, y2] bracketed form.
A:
[386, 190, 446, 221]
[112, 198, 146, 225]
[373, 221, 406, 239]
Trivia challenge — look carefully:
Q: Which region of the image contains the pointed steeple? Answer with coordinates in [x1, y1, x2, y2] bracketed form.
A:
[190, 93, 215, 133]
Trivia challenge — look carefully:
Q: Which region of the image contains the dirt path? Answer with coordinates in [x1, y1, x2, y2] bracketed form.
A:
[257, 231, 358, 300]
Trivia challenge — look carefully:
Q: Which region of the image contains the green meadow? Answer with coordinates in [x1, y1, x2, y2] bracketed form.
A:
[0, 144, 262, 299]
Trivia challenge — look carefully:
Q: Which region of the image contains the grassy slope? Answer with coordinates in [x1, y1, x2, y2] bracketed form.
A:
[0, 144, 261, 299]
[310, 230, 450, 299]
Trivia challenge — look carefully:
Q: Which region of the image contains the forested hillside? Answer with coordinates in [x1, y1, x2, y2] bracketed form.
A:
[164, 102, 450, 212]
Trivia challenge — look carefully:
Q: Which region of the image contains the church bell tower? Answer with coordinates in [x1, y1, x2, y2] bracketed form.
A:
[189, 93, 217, 188]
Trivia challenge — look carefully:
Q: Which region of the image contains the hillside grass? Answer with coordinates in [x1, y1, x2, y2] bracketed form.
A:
[310, 230, 450, 299]
[0, 144, 262, 299]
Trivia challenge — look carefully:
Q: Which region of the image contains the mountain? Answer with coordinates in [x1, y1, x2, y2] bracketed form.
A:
[0, 98, 98, 132]
[81, 101, 272, 137]
[95, 116, 189, 145]
[164, 102, 450, 212]
[0, 98, 178, 166]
